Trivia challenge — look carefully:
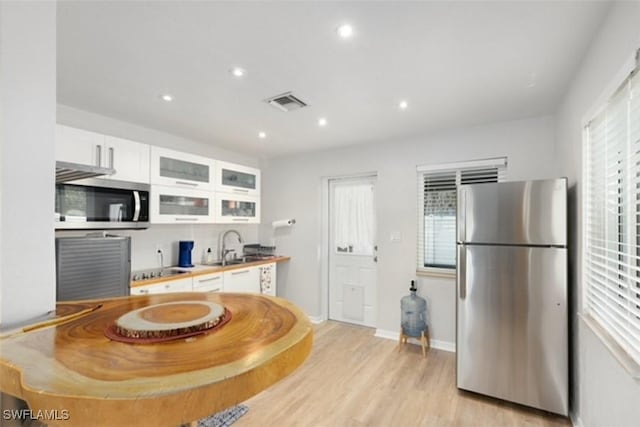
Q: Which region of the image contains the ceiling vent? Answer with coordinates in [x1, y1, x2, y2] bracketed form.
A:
[265, 92, 308, 112]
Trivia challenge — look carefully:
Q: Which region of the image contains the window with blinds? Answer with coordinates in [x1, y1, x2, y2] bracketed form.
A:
[583, 62, 640, 365]
[417, 158, 507, 272]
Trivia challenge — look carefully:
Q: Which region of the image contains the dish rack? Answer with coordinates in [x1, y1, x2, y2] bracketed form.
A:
[243, 244, 276, 258]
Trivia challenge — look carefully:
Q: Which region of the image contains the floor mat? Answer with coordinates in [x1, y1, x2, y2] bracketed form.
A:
[198, 405, 249, 427]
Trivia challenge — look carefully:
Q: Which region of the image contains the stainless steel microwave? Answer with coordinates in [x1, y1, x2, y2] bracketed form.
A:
[55, 178, 150, 229]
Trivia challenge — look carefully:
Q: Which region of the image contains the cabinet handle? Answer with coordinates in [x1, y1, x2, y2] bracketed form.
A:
[175, 180, 199, 187]
[109, 147, 114, 169]
[232, 188, 249, 193]
[140, 289, 149, 294]
[231, 270, 249, 275]
[175, 217, 199, 222]
[96, 145, 102, 167]
[232, 218, 250, 222]
[198, 276, 221, 283]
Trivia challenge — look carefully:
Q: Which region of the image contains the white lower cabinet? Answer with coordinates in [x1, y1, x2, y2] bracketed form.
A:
[131, 263, 276, 296]
[224, 266, 260, 293]
[130, 277, 193, 295]
[193, 272, 224, 293]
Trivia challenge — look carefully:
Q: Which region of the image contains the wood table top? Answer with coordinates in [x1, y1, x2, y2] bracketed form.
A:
[0, 292, 313, 427]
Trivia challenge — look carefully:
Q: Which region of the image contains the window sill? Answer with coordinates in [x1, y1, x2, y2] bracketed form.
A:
[580, 313, 640, 379]
[416, 269, 456, 279]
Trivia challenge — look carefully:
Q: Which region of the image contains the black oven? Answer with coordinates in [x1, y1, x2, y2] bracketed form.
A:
[55, 178, 150, 229]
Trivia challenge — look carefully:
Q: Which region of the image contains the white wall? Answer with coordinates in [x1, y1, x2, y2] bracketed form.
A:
[55, 105, 261, 271]
[261, 115, 559, 346]
[555, 2, 640, 426]
[0, 1, 56, 326]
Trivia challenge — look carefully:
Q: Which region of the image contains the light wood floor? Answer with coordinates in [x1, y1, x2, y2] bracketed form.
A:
[236, 321, 571, 427]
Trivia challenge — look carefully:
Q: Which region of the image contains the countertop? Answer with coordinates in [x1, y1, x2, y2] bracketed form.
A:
[130, 256, 290, 288]
[0, 292, 313, 427]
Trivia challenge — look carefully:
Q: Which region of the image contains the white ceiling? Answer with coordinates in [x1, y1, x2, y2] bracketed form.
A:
[57, 1, 610, 158]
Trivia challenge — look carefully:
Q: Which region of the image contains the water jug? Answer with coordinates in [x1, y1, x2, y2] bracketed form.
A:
[401, 280, 428, 337]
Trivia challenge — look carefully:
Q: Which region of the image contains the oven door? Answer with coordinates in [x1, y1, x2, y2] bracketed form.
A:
[55, 178, 149, 229]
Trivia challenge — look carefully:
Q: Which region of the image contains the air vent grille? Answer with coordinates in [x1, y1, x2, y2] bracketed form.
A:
[265, 92, 308, 112]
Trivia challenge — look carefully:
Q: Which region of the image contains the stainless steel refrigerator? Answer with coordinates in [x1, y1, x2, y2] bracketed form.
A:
[456, 178, 568, 416]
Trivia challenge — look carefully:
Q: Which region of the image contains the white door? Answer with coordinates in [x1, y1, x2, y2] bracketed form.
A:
[329, 176, 377, 327]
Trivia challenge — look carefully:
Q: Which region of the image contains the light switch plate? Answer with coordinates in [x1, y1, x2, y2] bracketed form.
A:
[390, 231, 402, 242]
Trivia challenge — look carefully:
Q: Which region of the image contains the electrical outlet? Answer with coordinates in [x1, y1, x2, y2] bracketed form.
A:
[155, 244, 166, 267]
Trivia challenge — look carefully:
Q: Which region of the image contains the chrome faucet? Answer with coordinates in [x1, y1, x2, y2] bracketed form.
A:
[220, 229, 243, 266]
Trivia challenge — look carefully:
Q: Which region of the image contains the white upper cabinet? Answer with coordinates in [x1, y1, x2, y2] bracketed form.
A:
[55, 125, 150, 184]
[216, 161, 260, 196]
[215, 192, 260, 224]
[151, 147, 215, 190]
[104, 135, 150, 183]
[55, 124, 104, 166]
[150, 185, 215, 224]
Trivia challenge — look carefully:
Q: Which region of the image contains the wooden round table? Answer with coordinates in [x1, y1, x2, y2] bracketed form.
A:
[0, 293, 313, 427]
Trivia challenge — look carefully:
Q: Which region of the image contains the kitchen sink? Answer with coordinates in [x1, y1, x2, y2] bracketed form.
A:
[201, 259, 244, 267]
[201, 256, 266, 267]
[203, 261, 224, 267]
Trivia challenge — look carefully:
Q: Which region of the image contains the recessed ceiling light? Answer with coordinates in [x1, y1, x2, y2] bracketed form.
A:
[160, 94, 173, 102]
[399, 100, 408, 110]
[258, 131, 266, 139]
[337, 24, 354, 39]
[318, 117, 328, 127]
[230, 67, 246, 78]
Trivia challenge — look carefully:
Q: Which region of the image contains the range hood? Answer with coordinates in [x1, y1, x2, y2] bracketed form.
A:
[55, 161, 115, 183]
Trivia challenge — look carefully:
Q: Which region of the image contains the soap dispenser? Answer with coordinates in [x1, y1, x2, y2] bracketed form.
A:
[206, 247, 215, 265]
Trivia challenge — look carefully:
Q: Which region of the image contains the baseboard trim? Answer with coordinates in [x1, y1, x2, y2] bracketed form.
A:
[570, 414, 583, 427]
[307, 315, 325, 325]
[374, 328, 456, 353]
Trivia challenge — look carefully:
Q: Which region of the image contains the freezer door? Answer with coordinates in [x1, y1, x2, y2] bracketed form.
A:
[457, 178, 567, 246]
[456, 244, 568, 415]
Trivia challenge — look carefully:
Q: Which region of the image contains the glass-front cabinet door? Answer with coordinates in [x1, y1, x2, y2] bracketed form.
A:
[151, 185, 215, 224]
[215, 193, 260, 224]
[151, 147, 215, 190]
[215, 161, 260, 196]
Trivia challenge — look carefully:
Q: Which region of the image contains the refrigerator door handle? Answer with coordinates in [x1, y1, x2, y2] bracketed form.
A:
[458, 188, 466, 243]
[458, 244, 466, 300]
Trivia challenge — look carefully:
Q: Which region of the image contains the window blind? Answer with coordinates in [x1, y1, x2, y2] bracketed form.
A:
[417, 158, 506, 271]
[584, 65, 640, 365]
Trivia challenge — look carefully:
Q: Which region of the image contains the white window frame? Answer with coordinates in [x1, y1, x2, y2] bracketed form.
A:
[582, 48, 640, 373]
[417, 157, 507, 276]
